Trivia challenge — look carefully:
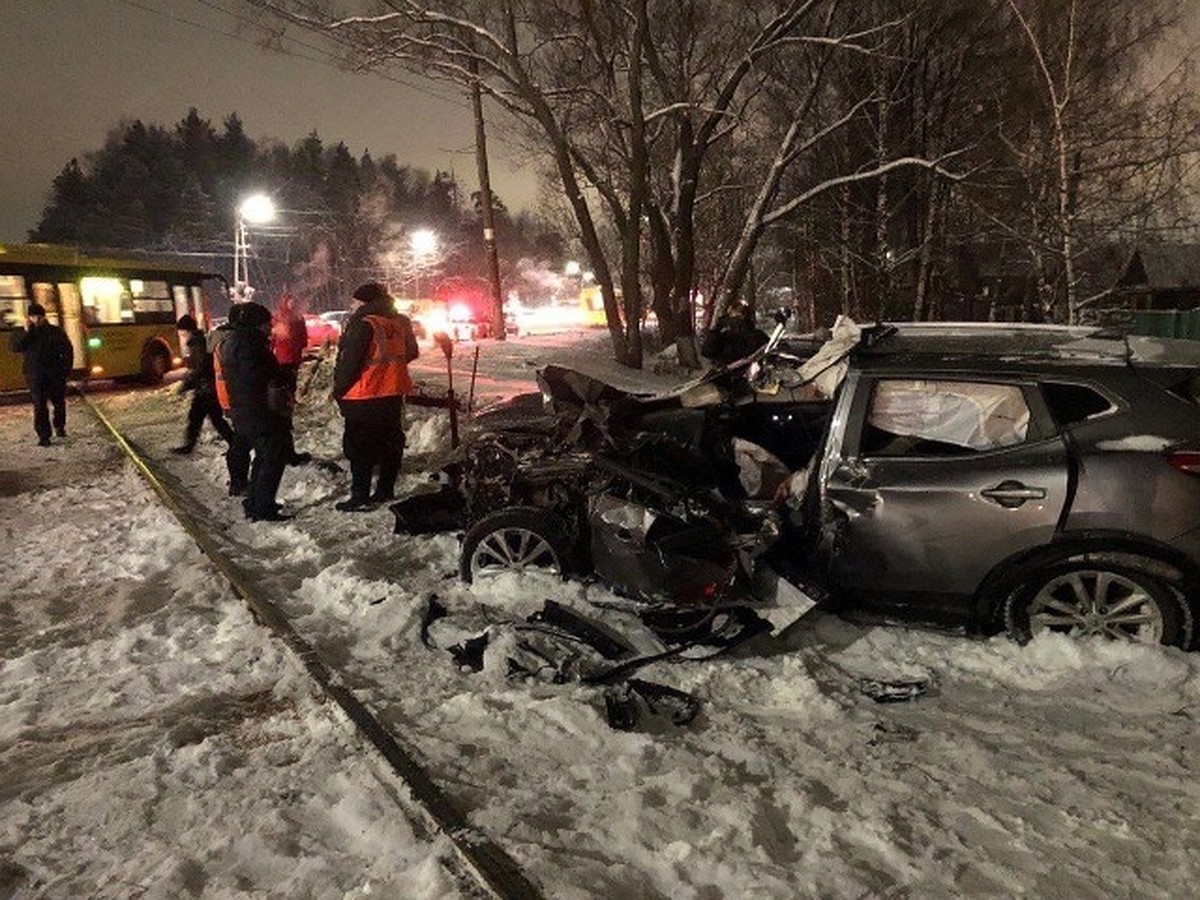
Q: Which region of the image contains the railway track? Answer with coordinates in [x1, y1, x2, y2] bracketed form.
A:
[81, 391, 545, 900]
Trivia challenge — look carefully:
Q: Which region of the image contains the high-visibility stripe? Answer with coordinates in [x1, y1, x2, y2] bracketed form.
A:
[213, 342, 231, 410]
[343, 315, 412, 400]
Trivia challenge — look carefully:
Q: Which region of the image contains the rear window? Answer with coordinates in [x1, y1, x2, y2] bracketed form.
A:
[1041, 382, 1115, 427]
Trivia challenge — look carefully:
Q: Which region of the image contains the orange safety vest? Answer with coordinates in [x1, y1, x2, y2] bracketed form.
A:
[342, 314, 413, 401]
[212, 338, 231, 411]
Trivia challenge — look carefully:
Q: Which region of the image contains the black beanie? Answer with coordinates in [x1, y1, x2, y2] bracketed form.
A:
[176, 314, 198, 331]
[236, 301, 272, 327]
[27, 302, 46, 317]
[352, 282, 389, 305]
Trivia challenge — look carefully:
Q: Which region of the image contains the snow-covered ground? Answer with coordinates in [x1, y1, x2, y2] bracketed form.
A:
[3, 329, 1200, 898]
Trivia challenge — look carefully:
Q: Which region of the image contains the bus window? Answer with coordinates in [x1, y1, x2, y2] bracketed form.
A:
[130, 279, 174, 323]
[80, 277, 133, 324]
[0, 275, 28, 327]
[32, 283, 62, 326]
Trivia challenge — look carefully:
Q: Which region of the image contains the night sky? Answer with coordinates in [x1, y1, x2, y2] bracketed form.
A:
[1, 0, 538, 243]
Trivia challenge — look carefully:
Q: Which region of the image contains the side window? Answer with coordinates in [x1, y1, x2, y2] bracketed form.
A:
[130, 279, 175, 324]
[861, 379, 1031, 457]
[80, 277, 134, 324]
[1041, 381, 1116, 426]
[0, 275, 28, 328]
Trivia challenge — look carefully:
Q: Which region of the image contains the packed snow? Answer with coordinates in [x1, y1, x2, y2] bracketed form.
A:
[3, 329, 1200, 898]
[1095, 435, 1176, 452]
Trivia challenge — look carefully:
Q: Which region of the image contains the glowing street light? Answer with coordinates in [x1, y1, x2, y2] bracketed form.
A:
[411, 229, 438, 300]
[411, 228, 437, 257]
[564, 260, 581, 277]
[233, 193, 276, 295]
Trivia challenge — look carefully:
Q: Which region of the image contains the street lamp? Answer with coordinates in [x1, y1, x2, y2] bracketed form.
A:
[234, 193, 276, 297]
[410, 229, 438, 300]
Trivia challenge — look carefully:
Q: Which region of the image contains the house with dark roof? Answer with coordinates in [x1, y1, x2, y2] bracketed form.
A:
[1114, 244, 1200, 310]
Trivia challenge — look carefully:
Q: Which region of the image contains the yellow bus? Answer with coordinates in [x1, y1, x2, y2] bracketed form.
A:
[0, 243, 223, 392]
[579, 284, 607, 327]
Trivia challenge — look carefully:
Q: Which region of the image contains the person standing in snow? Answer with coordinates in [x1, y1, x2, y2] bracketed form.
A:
[9, 301, 74, 446]
[219, 301, 293, 521]
[211, 306, 252, 496]
[271, 292, 308, 379]
[332, 282, 419, 511]
[269, 292, 312, 467]
[701, 300, 768, 367]
[171, 314, 236, 455]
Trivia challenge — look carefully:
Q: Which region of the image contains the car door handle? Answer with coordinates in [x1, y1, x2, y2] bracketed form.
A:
[981, 481, 1047, 508]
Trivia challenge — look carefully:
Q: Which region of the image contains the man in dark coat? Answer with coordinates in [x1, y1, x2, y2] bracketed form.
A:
[332, 282, 419, 511]
[219, 301, 293, 521]
[701, 300, 768, 367]
[172, 314, 236, 454]
[9, 302, 74, 446]
[210, 306, 252, 496]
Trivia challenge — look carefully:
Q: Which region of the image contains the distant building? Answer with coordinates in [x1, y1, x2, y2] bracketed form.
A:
[953, 241, 1200, 327]
[1113, 244, 1200, 311]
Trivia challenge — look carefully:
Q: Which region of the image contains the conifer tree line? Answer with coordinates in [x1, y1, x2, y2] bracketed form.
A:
[31, 109, 562, 312]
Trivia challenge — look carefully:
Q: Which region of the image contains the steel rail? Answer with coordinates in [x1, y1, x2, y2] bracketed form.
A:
[81, 391, 544, 900]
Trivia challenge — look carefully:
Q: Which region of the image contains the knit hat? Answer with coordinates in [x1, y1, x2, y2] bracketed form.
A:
[352, 282, 389, 305]
[176, 314, 198, 331]
[236, 301, 272, 327]
[27, 302, 46, 317]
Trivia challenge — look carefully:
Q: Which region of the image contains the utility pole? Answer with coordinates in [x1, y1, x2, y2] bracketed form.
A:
[470, 57, 505, 341]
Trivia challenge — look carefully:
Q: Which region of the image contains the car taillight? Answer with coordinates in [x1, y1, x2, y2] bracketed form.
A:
[1167, 451, 1200, 476]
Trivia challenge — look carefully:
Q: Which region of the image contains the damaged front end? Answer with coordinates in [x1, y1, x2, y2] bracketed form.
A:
[393, 316, 836, 617]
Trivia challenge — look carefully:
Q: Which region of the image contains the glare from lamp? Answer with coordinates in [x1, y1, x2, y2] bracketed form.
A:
[411, 229, 438, 256]
[239, 194, 276, 224]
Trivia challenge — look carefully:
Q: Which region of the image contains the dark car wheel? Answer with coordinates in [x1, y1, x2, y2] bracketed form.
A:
[1004, 560, 1190, 647]
[460, 507, 573, 584]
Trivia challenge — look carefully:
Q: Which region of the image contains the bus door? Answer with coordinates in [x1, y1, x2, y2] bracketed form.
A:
[31, 283, 84, 374]
[0, 275, 28, 391]
[56, 282, 86, 374]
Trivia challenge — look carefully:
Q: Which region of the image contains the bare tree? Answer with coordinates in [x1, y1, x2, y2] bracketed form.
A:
[245, 0, 964, 366]
[997, 0, 1199, 322]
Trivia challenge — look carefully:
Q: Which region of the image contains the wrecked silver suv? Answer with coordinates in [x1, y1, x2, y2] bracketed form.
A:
[396, 318, 1200, 649]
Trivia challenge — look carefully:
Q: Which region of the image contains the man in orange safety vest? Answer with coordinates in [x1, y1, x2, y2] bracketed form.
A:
[331, 282, 419, 511]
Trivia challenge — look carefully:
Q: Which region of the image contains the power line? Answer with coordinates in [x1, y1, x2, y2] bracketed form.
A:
[187, 0, 531, 152]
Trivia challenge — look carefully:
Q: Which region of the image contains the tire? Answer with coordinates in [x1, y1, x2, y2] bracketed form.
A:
[1003, 560, 1190, 648]
[141, 343, 171, 384]
[460, 506, 574, 584]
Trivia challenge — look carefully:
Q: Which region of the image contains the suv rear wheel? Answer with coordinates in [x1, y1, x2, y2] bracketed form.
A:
[1003, 560, 1190, 647]
[460, 507, 573, 584]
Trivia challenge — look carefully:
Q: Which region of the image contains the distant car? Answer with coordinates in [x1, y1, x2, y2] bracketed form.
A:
[320, 310, 350, 331]
[303, 313, 340, 350]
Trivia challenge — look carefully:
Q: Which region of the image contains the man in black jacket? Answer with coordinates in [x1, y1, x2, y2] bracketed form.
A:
[701, 300, 768, 367]
[172, 314, 236, 454]
[9, 302, 74, 446]
[332, 282, 419, 511]
[219, 301, 292, 521]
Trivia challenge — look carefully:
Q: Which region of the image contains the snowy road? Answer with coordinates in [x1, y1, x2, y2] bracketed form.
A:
[4, 332, 1200, 898]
